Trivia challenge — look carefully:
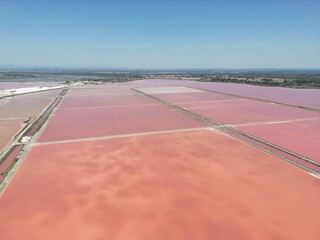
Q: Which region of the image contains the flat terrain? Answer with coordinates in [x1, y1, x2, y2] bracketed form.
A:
[1, 130, 319, 240]
[59, 94, 156, 109]
[189, 82, 320, 109]
[237, 118, 320, 163]
[136, 83, 320, 162]
[0, 90, 61, 153]
[0, 80, 319, 240]
[0, 96, 53, 119]
[0, 81, 60, 90]
[39, 103, 203, 142]
[0, 119, 23, 152]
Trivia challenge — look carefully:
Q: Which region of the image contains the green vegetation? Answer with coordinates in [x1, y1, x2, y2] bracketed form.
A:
[1, 69, 319, 88]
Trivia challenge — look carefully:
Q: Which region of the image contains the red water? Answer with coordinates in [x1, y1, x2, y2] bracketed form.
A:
[39, 104, 204, 142]
[178, 99, 320, 124]
[0, 130, 319, 240]
[237, 118, 320, 163]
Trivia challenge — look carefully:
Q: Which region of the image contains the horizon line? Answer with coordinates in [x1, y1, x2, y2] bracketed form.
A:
[1, 65, 320, 71]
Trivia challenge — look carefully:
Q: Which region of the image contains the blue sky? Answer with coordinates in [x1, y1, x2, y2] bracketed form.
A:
[0, 0, 319, 68]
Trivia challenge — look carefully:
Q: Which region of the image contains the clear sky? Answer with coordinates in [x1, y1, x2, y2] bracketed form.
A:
[0, 0, 319, 68]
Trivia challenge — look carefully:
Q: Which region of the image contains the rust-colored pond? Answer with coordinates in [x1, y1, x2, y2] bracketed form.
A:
[0, 130, 319, 240]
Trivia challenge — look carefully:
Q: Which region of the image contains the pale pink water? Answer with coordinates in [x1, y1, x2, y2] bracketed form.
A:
[1, 130, 319, 240]
[237, 118, 320, 162]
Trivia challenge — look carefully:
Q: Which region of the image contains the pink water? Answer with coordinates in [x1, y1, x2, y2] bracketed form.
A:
[237, 118, 320, 162]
